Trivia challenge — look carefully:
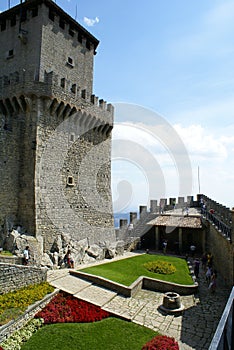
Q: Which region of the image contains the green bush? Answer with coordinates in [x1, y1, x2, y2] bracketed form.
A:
[1, 318, 44, 350]
[143, 260, 176, 275]
[0, 283, 54, 325]
[0, 250, 13, 256]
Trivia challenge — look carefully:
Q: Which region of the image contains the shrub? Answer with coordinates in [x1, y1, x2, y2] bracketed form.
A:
[0, 250, 12, 256]
[143, 260, 176, 275]
[0, 318, 44, 350]
[0, 283, 54, 325]
[142, 335, 179, 350]
[35, 291, 111, 324]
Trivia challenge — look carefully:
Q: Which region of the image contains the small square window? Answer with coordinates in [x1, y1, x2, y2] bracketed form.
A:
[7, 49, 14, 59]
[67, 176, 74, 186]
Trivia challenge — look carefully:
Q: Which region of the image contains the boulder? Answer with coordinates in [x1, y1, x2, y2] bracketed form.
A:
[41, 253, 53, 268]
[82, 254, 96, 265]
[86, 244, 104, 260]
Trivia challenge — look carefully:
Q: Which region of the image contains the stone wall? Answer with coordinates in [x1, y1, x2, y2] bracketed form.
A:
[206, 223, 233, 287]
[0, 263, 47, 294]
[0, 255, 22, 265]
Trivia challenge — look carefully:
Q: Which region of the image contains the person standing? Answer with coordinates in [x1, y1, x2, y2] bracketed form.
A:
[194, 258, 200, 278]
[190, 244, 196, 257]
[23, 246, 30, 265]
[162, 240, 167, 255]
[208, 270, 217, 293]
[64, 249, 74, 268]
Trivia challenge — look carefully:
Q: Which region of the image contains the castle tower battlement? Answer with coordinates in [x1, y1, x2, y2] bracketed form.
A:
[0, 0, 116, 256]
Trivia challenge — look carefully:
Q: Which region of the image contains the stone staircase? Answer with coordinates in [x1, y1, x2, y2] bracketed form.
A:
[121, 211, 157, 249]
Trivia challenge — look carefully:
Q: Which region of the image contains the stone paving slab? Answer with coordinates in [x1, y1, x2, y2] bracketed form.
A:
[49, 274, 91, 295]
[74, 284, 117, 307]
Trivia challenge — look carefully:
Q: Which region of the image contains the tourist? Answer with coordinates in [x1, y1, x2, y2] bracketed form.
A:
[162, 240, 167, 254]
[23, 246, 30, 265]
[194, 258, 200, 278]
[207, 253, 213, 268]
[208, 270, 217, 293]
[201, 252, 208, 271]
[190, 244, 196, 257]
[206, 266, 213, 286]
[64, 249, 74, 268]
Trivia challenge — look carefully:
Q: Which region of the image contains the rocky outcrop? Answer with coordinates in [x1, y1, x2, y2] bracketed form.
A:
[3, 229, 125, 268]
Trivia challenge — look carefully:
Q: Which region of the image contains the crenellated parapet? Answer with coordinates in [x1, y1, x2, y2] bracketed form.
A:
[116, 194, 232, 236]
[0, 70, 113, 127]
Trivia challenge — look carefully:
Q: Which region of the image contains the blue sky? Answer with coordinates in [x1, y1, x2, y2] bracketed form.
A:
[2, 1, 234, 211]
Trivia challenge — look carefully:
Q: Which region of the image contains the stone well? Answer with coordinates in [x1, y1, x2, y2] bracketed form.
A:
[159, 292, 184, 314]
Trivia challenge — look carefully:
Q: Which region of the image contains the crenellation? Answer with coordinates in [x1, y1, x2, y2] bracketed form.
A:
[0, 70, 114, 123]
[0, 0, 116, 263]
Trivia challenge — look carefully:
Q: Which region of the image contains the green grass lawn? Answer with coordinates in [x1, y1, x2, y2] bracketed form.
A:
[21, 318, 158, 350]
[80, 253, 193, 286]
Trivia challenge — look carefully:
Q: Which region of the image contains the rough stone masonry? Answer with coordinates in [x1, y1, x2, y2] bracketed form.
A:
[0, 0, 120, 267]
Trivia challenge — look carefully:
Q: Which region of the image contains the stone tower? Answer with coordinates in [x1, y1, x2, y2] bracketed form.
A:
[0, 0, 116, 258]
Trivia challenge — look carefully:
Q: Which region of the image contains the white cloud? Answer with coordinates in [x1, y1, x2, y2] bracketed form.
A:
[174, 124, 227, 159]
[83, 16, 99, 27]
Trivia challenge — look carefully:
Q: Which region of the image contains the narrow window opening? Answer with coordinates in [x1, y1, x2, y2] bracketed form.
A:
[59, 18, 65, 29]
[49, 10, 55, 21]
[68, 57, 73, 65]
[1, 21, 6, 31]
[66, 56, 74, 68]
[60, 78, 65, 88]
[81, 89, 86, 99]
[7, 49, 14, 59]
[69, 27, 75, 37]
[21, 9, 27, 22]
[71, 84, 76, 94]
[86, 41, 90, 50]
[78, 33, 83, 43]
[32, 7, 38, 17]
[11, 16, 16, 27]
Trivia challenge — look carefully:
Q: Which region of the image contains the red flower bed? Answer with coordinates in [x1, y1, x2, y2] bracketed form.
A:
[35, 291, 110, 324]
[142, 335, 179, 350]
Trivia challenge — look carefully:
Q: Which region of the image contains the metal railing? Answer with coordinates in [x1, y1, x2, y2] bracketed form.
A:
[201, 209, 232, 242]
[209, 287, 234, 350]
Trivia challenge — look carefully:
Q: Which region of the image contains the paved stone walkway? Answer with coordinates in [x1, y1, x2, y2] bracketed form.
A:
[47, 253, 231, 350]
